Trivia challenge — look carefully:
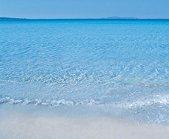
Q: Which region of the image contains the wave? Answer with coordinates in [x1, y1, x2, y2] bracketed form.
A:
[1, 94, 169, 109]
[0, 96, 100, 107]
[117, 94, 169, 109]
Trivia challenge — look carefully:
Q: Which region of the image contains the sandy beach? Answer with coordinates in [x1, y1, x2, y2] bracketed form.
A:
[0, 105, 169, 139]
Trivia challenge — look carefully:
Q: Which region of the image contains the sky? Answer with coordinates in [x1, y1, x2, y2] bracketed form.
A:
[0, 0, 169, 19]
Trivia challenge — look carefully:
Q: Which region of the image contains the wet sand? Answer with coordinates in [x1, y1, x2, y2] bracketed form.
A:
[0, 105, 169, 139]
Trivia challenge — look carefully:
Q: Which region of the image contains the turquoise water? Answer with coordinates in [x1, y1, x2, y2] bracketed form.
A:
[1, 19, 169, 124]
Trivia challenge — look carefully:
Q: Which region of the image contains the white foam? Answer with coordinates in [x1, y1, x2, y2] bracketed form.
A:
[118, 94, 169, 109]
[1, 94, 169, 109]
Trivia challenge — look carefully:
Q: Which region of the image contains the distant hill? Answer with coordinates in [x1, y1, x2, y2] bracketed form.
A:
[102, 16, 138, 19]
[0, 17, 138, 20]
[0, 17, 28, 21]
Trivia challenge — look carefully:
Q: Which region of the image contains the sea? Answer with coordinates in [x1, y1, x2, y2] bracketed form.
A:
[0, 19, 169, 125]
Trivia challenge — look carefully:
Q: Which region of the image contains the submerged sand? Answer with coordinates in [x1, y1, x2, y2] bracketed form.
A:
[0, 105, 169, 139]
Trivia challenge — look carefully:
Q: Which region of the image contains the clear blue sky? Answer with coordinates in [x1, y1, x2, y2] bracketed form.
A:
[0, 0, 169, 19]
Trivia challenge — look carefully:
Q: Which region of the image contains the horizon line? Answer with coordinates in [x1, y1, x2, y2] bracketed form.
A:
[1, 17, 169, 20]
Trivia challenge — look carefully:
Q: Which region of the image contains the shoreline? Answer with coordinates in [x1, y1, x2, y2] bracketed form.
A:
[0, 104, 169, 139]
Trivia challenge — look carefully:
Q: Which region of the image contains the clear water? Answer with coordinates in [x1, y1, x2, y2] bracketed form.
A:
[1, 19, 169, 124]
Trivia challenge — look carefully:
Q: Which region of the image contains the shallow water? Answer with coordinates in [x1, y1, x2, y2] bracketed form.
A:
[0, 19, 169, 124]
